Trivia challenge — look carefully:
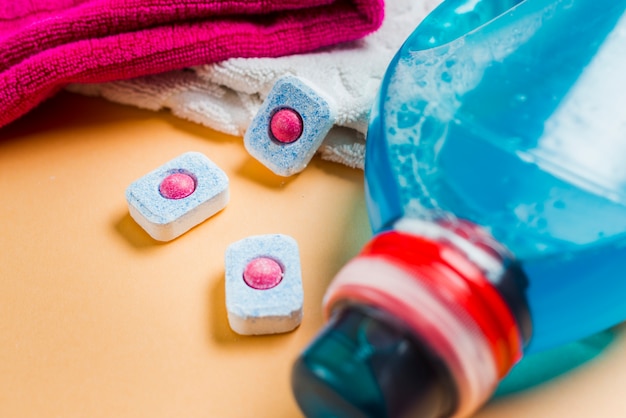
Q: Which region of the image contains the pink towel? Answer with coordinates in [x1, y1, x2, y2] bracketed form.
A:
[0, 0, 384, 128]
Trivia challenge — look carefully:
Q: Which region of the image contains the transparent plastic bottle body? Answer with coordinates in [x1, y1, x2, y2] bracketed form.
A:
[292, 1, 626, 417]
[366, 0, 626, 354]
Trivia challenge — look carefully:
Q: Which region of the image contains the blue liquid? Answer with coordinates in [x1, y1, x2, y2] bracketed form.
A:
[366, 0, 626, 353]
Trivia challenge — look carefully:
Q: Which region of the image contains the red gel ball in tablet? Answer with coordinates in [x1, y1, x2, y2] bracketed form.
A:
[243, 257, 284, 290]
[270, 108, 303, 144]
[159, 172, 196, 199]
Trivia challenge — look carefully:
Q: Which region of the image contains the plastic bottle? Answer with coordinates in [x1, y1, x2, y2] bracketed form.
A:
[291, 0, 626, 416]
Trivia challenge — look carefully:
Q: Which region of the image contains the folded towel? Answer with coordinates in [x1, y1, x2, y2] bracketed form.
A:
[68, 0, 441, 169]
[0, 0, 384, 128]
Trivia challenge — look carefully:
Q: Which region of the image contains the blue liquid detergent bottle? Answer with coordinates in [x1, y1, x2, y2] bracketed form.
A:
[292, 0, 626, 417]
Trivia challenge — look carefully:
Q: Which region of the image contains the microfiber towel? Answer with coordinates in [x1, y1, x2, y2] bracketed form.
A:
[0, 0, 385, 128]
[68, 0, 442, 169]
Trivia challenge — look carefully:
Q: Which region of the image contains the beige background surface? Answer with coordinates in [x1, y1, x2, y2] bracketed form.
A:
[1, 92, 625, 417]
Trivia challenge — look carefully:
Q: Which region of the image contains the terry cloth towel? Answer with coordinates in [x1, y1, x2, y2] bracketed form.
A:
[68, 0, 442, 170]
[0, 0, 385, 128]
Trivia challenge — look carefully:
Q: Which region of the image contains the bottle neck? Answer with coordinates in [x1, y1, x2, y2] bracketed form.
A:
[323, 217, 532, 417]
[395, 216, 532, 344]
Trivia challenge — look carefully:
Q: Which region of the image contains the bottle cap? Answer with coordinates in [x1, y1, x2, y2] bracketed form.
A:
[293, 218, 532, 417]
[292, 305, 457, 418]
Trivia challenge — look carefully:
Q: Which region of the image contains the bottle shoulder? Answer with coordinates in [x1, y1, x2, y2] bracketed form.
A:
[366, 0, 626, 258]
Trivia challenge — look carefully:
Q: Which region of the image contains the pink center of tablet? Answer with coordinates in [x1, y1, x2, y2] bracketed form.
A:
[243, 257, 284, 290]
[269, 108, 303, 144]
[159, 172, 196, 199]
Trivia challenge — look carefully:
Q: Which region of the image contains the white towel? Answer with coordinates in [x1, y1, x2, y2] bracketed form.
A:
[68, 0, 441, 169]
